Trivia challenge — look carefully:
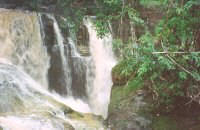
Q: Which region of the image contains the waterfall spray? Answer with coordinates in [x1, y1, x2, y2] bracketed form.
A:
[84, 17, 117, 118]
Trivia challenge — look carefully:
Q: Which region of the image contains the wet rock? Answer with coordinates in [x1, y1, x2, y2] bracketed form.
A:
[71, 57, 88, 99]
[41, 14, 89, 99]
[63, 123, 75, 130]
[48, 45, 68, 95]
[108, 84, 200, 130]
[76, 24, 90, 56]
[0, 78, 25, 113]
[0, 116, 74, 130]
[41, 14, 69, 95]
[107, 87, 151, 130]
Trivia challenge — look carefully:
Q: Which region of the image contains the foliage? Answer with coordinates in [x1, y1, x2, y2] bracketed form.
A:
[111, 0, 200, 107]
[93, 0, 145, 37]
[94, 16, 110, 38]
[110, 76, 144, 111]
[55, 0, 88, 34]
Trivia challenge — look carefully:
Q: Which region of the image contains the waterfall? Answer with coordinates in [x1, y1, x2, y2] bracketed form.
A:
[46, 16, 117, 118]
[48, 15, 72, 96]
[41, 14, 92, 114]
[84, 17, 117, 118]
[0, 9, 50, 88]
[41, 15, 116, 118]
[0, 8, 117, 129]
[0, 62, 105, 130]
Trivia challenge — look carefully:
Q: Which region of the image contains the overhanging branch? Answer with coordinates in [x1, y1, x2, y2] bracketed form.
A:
[152, 51, 200, 54]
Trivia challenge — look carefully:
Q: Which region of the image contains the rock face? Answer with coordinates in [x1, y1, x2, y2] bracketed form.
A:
[76, 24, 90, 56]
[41, 14, 69, 95]
[107, 88, 151, 130]
[71, 57, 88, 98]
[108, 4, 165, 130]
[109, 73, 200, 130]
[41, 14, 88, 98]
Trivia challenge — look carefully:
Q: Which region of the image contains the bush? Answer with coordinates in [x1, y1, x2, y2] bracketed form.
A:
[110, 0, 200, 108]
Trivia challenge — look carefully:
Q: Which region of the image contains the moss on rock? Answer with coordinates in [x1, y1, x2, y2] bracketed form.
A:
[152, 116, 177, 130]
[108, 80, 151, 130]
[112, 60, 136, 86]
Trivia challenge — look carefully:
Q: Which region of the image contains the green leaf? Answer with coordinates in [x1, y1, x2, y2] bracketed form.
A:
[178, 71, 187, 80]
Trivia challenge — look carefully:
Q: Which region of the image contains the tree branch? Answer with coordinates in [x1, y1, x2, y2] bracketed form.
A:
[185, 91, 200, 105]
[152, 51, 200, 54]
[166, 54, 194, 77]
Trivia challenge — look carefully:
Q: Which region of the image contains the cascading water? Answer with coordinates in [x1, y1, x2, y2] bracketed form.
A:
[0, 8, 49, 88]
[48, 14, 72, 96]
[0, 62, 105, 130]
[42, 14, 92, 114]
[84, 17, 117, 118]
[43, 15, 117, 118]
[0, 8, 117, 129]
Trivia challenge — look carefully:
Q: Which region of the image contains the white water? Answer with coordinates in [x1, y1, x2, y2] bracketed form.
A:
[0, 9, 116, 129]
[44, 15, 117, 118]
[0, 62, 105, 130]
[0, 116, 63, 130]
[48, 15, 73, 96]
[84, 17, 117, 118]
[46, 16, 117, 118]
[45, 15, 92, 113]
[0, 9, 49, 88]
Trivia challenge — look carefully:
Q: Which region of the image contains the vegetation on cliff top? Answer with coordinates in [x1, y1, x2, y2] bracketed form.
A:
[95, 0, 200, 110]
